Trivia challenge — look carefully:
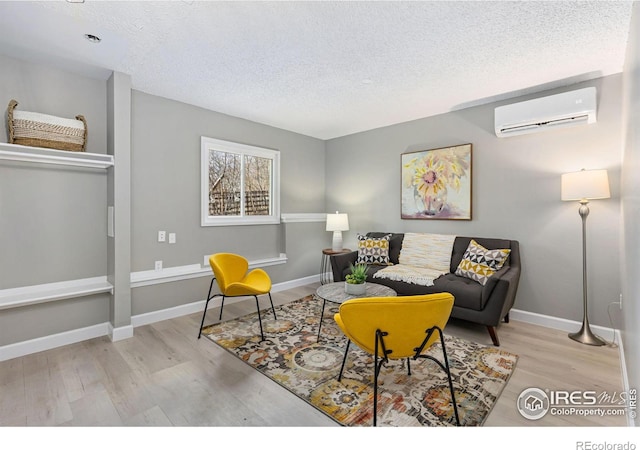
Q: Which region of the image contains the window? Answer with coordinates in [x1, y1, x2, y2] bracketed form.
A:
[201, 136, 280, 226]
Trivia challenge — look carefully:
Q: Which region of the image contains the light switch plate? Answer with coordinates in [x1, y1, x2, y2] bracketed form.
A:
[169, 233, 176, 244]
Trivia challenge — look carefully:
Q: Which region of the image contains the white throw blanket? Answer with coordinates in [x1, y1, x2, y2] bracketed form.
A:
[373, 233, 456, 286]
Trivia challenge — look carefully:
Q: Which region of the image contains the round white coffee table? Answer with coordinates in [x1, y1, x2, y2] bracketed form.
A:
[315, 282, 397, 342]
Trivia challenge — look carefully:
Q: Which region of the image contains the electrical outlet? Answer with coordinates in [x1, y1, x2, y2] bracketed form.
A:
[158, 231, 166, 242]
[169, 232, 176, 244]
[155, 260, 163, 271]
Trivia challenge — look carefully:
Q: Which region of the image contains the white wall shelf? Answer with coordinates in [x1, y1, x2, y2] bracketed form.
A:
[0, 142, 114, 169]
[0, 277, 113, 311]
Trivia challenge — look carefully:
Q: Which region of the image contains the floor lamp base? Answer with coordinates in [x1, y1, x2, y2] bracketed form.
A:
[569, 324, 606, 346]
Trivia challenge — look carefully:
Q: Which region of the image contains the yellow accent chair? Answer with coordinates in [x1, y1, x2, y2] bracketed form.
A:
[334, 293, 460, 426]
[198, 253, 277, 341]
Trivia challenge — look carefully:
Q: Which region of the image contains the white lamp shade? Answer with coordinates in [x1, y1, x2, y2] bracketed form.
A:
[561, 169, 610, 201]
[326, 212, 349, 231]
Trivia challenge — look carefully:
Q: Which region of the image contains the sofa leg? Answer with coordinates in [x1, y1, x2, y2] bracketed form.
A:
[487, 326, 500, 346]
[504, 313, 510, 324]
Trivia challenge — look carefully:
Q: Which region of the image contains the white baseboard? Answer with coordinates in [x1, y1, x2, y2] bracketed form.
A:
[109, 323, 134, 341]
[0, 273, 322, 360]
[1, 279, 630, 391]
[0, 323, 110, 362]
[510, 308, 617, 341]
[131, 273, 320, 328]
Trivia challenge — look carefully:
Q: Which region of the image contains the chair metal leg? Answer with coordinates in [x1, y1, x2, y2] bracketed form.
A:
[219, 295, 226, 320]
[372, 329, 391, 427]
[338, 339, 351, 381]
[268, 292, 277, 320]
[254, 295, 265, 341]
[374, 335, 379, 427]
[436, 328, 461, 426]
[317, 298, 327, 342]
[198, 278, 217, 339]
[415, 326, 461, 426]
[198, 297, 211, 339]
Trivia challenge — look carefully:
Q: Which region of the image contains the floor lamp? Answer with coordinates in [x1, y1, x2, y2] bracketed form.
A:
[561, 168, 610, 346]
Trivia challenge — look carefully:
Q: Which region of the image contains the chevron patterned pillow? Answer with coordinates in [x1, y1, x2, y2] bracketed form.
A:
[356, 234, 392, 265]
[455, 239, 511, 285]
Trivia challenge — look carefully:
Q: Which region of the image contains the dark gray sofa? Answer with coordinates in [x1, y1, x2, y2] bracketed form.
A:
[330, 232, 521, 346]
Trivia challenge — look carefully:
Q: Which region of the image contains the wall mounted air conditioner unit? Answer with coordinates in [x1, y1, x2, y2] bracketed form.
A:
[494, 87, 597, 138]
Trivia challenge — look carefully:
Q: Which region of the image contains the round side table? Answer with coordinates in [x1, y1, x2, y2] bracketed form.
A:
[320, 248, 352, 285]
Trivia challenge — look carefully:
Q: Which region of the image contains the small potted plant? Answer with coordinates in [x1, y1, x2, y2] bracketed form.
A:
[345, 263, 368, 295]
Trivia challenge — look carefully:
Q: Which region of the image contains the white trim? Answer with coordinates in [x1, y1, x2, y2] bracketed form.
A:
[0, 277, 631, 394]
[108, 323, 134, 342]
[131, 264, 208, 288]
[510, 308, 616, 338]
[0, 273, 321, 361]
[0, 276, 113, 310]
[133, 255, 289, 289]
[0, 142, 114, 169]
[131, 273, 320, 327]
[0, 256, 288, 309]
[0, 322, 109, 362]
[280, 213, 326, 223]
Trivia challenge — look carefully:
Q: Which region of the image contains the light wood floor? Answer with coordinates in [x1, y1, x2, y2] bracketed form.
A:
[0, 282, 628, 428]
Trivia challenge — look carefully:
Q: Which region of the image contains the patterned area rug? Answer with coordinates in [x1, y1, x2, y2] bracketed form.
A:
[201, 295, 518, 427]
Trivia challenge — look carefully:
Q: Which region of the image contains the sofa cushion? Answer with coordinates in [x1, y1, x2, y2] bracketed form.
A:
[355, 233, 392, 265]
[433, 273, 485, 311]
[455, 239, 511, 286]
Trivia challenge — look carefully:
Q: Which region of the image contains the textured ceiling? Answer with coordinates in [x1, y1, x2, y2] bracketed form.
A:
[0, 1, 633, 140]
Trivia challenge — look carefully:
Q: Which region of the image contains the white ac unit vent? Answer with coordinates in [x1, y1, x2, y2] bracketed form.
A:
[494, 87, 597, 138]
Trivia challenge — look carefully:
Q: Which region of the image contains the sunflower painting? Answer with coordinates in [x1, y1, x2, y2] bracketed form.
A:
[401, 144, 472, 220]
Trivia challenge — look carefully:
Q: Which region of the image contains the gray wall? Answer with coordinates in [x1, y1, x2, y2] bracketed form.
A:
[0, 54, 111, 344]
[621, 1, 640, 425]
[0, 53, 328, 345]
[129, 91, 327, 315]
[0, 46, 630, 374]
[0, 54, 108, 289]
[325, 75, 623, 329]
[0, 54, 107, 155]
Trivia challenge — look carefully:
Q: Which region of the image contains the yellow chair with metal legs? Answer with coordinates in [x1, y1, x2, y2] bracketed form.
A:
[334, 292, 460, 426]
[198, 253, 277, 341]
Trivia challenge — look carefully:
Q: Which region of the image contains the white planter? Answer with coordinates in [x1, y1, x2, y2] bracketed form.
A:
[345, 281, 366, 295]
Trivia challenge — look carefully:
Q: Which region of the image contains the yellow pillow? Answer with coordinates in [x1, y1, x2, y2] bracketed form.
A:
[455, 240, 510, 285]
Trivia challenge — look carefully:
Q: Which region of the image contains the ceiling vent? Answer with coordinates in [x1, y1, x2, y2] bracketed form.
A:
[494, 87, 597, 138]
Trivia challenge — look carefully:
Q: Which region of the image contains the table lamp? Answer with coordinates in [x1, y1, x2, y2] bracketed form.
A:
[326, 211, 349, 251]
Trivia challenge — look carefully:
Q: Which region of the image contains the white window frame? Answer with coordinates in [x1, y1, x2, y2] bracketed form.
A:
[201, 136, 280, 226]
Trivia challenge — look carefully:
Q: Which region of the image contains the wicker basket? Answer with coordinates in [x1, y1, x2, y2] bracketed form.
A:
[7, 99, 87, 152]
